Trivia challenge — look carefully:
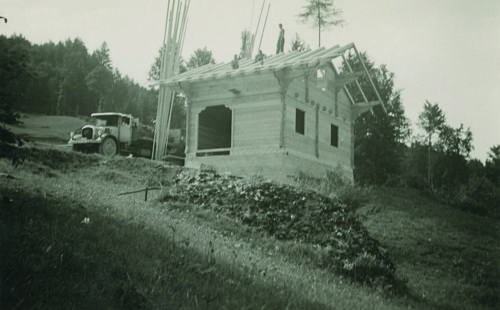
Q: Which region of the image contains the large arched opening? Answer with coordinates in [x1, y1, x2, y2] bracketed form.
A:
[197, 105, 232, 156]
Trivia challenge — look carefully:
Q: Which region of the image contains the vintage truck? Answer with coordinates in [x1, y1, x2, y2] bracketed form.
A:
[68, 112, 154, 157]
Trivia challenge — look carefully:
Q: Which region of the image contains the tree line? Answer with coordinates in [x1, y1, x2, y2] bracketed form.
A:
[344, 52, 499, 217]
[0, 34, 158, 123]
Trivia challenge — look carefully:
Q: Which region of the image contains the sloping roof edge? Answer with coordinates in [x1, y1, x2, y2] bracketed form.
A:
[160, 43, 355, 86]
[159, 43, 384, 109]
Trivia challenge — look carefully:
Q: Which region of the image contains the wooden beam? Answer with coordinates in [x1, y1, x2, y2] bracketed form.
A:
[118, 187, 161, 202]
[315, 104, 319, 158]
[250, 0, 266, 57]
[153, 0, 192, 160]
[352, 46, 385, 111]
[273, 68, 293, 149]
[341, 54, 369, 104]
[343, 86, 355, 105]
[351, 101, 380, 118]
[257, 3, 271, 51]
[334, 71, 364, 88]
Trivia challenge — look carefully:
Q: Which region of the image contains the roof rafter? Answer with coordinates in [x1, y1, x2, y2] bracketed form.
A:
[162, 42, 385, 114]
[351, 101, 380, 118]
[334, 71, 364, 89]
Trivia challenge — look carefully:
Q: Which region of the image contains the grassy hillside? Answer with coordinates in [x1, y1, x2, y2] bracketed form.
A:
[8, 114, 86, 143]
[0, 147, 498, 309]
[358, 188, 500, 308]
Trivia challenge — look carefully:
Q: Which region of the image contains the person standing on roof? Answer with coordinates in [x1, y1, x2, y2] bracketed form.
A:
[276, 23, 285, 54]
[231, 54, 240, 69]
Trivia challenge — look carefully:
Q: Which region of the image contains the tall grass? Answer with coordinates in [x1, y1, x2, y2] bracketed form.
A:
[0, 154, 409, 309]
[0, 187, 335, 309]
[293, 169, 371, 211]
[2, 147, 497, 309]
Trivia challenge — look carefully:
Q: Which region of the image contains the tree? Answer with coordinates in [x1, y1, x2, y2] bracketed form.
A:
[148, 46, 164, 83]
[92, 42, 112, 70]
[485, 145, 500, 186]
[418, 101, 446, 188]
[56, 38, 92, 115]
[86, 42, 114, 112]
[148, 46, 187, 84]
[342, 52, 410, 185]
[0, 35, 32, 149]
[0, 35, 32, 125]
[436, 124, 473, 158]
[430, 124, 473, 189]
[298, 0, 344, 48]
[108, 70, 129, 113]
[186, 47, 215, 70]
[0, 35, 158, 120]
[239, 30, 253, 59]
[86, 66, 113, 112]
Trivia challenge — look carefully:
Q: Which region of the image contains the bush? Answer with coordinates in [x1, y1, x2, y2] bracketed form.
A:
[294, 169, 370, 211]
[162, 169, 397, 287]
[447, 177, 500, 218]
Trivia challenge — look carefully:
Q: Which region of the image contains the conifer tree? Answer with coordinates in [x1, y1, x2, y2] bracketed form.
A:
[298, 0, 344, 47]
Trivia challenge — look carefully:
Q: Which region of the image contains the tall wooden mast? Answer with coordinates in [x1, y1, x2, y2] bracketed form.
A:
[152, 0, 190, 160]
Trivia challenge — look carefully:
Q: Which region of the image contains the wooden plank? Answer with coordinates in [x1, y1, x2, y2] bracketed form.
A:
[341, 54, 369, 104]
[257, 3, 271, 51]
[315, 104, 319, 158]
[264, 50, 301, 66]
[351, 101, 380, 118]
[334, 72, 364, 88]
[352, 45, 385, 109]
[250, 0, 266, 57]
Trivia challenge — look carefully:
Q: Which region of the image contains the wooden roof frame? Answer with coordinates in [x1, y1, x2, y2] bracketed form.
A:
[161, 43, 384, 113]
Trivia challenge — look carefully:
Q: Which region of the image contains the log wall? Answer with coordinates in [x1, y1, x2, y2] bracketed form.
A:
[183, 66, 354, 181]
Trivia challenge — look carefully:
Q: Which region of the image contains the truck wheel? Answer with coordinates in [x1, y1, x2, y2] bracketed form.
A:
[99, 137, 117, 157]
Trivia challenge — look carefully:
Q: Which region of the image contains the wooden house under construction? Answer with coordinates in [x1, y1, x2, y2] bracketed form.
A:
[162, 43, 382, 181]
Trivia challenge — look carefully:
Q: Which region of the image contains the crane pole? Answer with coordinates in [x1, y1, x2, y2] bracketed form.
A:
[152, 0, 190, 160]
[258, 3, 271, 52]
[250, 0, 266, 57]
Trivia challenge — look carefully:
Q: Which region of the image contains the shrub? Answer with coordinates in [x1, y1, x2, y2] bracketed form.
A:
[447, 176, 500, 218]
[294, 169, 370, 211]
[162, 169, 397, 287]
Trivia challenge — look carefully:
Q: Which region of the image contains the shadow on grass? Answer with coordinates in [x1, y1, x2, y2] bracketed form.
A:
[0, 188, 331, 310]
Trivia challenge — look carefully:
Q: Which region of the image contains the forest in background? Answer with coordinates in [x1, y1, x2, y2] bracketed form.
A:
[0, 35, 158, 123]
[1, 33, 499, 218]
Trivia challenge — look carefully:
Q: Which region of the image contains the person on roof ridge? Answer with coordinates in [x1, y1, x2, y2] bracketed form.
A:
[276, 23, 285, 54]
[254, 50, 265, 65]
[231, 54, 240, 69]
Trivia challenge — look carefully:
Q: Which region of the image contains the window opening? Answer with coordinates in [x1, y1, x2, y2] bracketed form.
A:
[94, 115, 119, 126]
[331, 124, 339, 147]
[197, 105, 232, 156]
[316, 68, 327, 91]
[296, 109, 305, 135]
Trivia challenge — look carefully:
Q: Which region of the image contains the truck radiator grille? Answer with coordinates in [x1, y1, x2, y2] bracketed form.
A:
[82, 128, 93, 139]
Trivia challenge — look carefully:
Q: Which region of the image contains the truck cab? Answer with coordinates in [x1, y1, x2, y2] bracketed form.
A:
[69, 112, 151, 157]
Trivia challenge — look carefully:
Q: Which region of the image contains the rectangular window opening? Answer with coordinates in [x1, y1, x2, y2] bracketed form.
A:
[295, 109, 305, 135]
[197, 105, 232, 156]
[331, 124, 339, 147]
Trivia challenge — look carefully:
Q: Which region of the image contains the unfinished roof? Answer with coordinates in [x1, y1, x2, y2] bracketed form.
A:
[162, 42, 383, 108]
[163, 43, 361, 85]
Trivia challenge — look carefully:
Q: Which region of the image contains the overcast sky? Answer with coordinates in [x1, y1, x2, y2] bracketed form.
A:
[1, 0, 499, 161]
